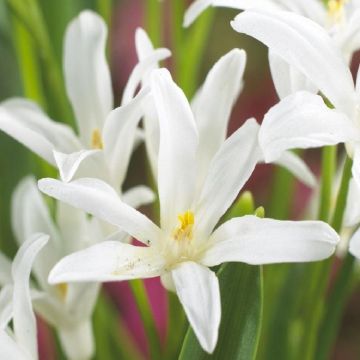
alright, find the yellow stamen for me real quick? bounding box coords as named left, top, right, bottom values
left=91, top=128, right=103, bottom=149
left=57, top=283, right=68, bottom=301
left=327, top=0, right=347, bottom=23
left=173, top=210, right=194, bottom=241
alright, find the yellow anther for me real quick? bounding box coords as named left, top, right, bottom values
left=91, top=128, right=103, bottom=149
left=57, top=283, right=68, bottom=301
left=327, top=0, right=347, bottom=23
left=173, top=210, right=194, bottom=241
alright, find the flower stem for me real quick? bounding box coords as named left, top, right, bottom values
left=96, top=0, right=112, bottom=27
left=130, top=279, right=162, bottom=360
left=145, top=0, right=163, bottom=47
left=300, top=155, right=352, bottom=360
left=177, top=7, right=214, bottom=98
left=6, top=0, right=73, bottom=123
left=318, top=146, right=337, bottom=221
left=315, top=157, right=354, bottom=360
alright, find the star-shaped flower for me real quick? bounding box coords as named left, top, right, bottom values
left=39, top=69, right=339, bottom=353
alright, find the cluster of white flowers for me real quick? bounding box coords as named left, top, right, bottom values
left=1, top=2, right=360, bottom=357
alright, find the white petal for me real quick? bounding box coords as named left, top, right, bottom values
left=135, top=28, right=162, bottom=178
left=172, top=262, right=220, bottom=353
left=0, top=331, right=29, bottom=360
left=194, top=49, right=246, bottom=184
left=48, top=241, right=165, bottom=283
left=344, top=178, right=360, bottom=227
left=12, top=233, right=49, bottom=359
left=268, top=51, right=317, bottom=99
left=151, top=69, right=198, bottom=231
left=11, top=176, right=61, bottom=290
left=38, top=178, right=161, bottom=245
left=135, top=28, right=155, bottom=62
left=274, top=151, right=317, bottom=188
left=231, top=9, right=356, bottom=116
left=121, top=49, right=171, bottom=105
left=64, top=10, right=113, bottom=145
left=58, top=320, right=94, bottom=360
left=259, top=91, right=359, bottom=162
left=0, top=99, right=80, bottom=165
left=202, top=215, right=339, bottom=266
left=349, top=227, right=360, bottom=259
left=65, top=283, right=100, bottom=323
left=103, top=88, right=150, bottom=188
left=279, top=0, right=326, bottom=23
left=336, top=9, right=360, bottom=60
left=53, top=149, right=101, bottom=183
left=195, top=118, right=261, bottom=237
left=122, top=185, right=155, bottom=209
left=0, top=253, right=12, bottom=287
left=184, top=0, right=282, bottom=27
left=56, top=201, right=97, bottom=254
left=352, top=146, right=360, bottom=190
left=183, top=0, right=212, bottom=27
left=160, top=272, right=176, bottom=292
left=0, top=285, right=13, bottom=329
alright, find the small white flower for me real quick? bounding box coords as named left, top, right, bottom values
left=230, top=8, right=360, bottom=258
left=39, top=69, right=339, bottom=354
left=185, top=0, right=360, bottom=100
left=0, top=10, right=170, bottom=191
left=230, top=9, right=360, bottom=195
left=0, top=233, right=48, bottom=360
left=137, top=38, right=316, bottom=187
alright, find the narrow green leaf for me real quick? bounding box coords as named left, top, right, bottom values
left=179, top=263, right=263, bottom=360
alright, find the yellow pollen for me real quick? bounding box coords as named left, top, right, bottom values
left=327, top=0, right=347, bottom=23
left=173, top=210, right=194, bottom=241
left=56, top=283, right=68, bottom=301
left=91, top=128, right=103, bottom=149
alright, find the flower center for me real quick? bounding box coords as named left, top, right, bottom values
left=172, top=210, right=194, bottom=242
left=327, top=0, right=347, bottom=24
left=91, top=128, right=103, bottom=149
left=56, top=282, right=68, bottom=301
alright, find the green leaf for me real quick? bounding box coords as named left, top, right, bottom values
left=179, top=263, right=263, bottom=360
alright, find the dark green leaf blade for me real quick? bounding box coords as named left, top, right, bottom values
left=179, top=262, right=263, bottom=360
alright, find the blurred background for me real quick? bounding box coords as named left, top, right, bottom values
left=0, top=0, right=360, bottom=359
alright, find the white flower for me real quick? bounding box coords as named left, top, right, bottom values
left=0, top=10, right=170, bottom=191
left=38, top=69, right=339, bottom=353
left=7, top=175, right=150, bottom=359
left=184, top=0, right=360, bottom=59
left=230, top=9, right=360, bottom=187
left=0, top=233, right=48, bottom=360
left=137, top=36, right=316, bottom=187
left=184, top=0, right=360, bottom=99
left=7, top=176, right=103, bottom=360
left=230, top=8, right=360, bottom=255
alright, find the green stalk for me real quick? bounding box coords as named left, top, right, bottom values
left=10, top=13, right=56, bottom=178
left=164, top=292, right=187, bottom=359
left=96, top=0, right=112, bottom=26
left=267, top=167, right=295, bottom=219
left=11, top=16, right=46, bottom=107
left=171, top=0, right=185, bottom=82
left=300, top=155, right=352, bottom=360
left=315, top=157, right=354, bottom=360
left=295, top=146, right=337, bottom=360
left=145, top=0, right=163, bottom=47
left=130, top=279, right=162, bottom=360
left=330, top=156, right=353, bottom=232
left=178, top=8, right=215, bottom=98
left=6, top=0, right=72, bottom=122
left=318, top=146, right=337, bottom=221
